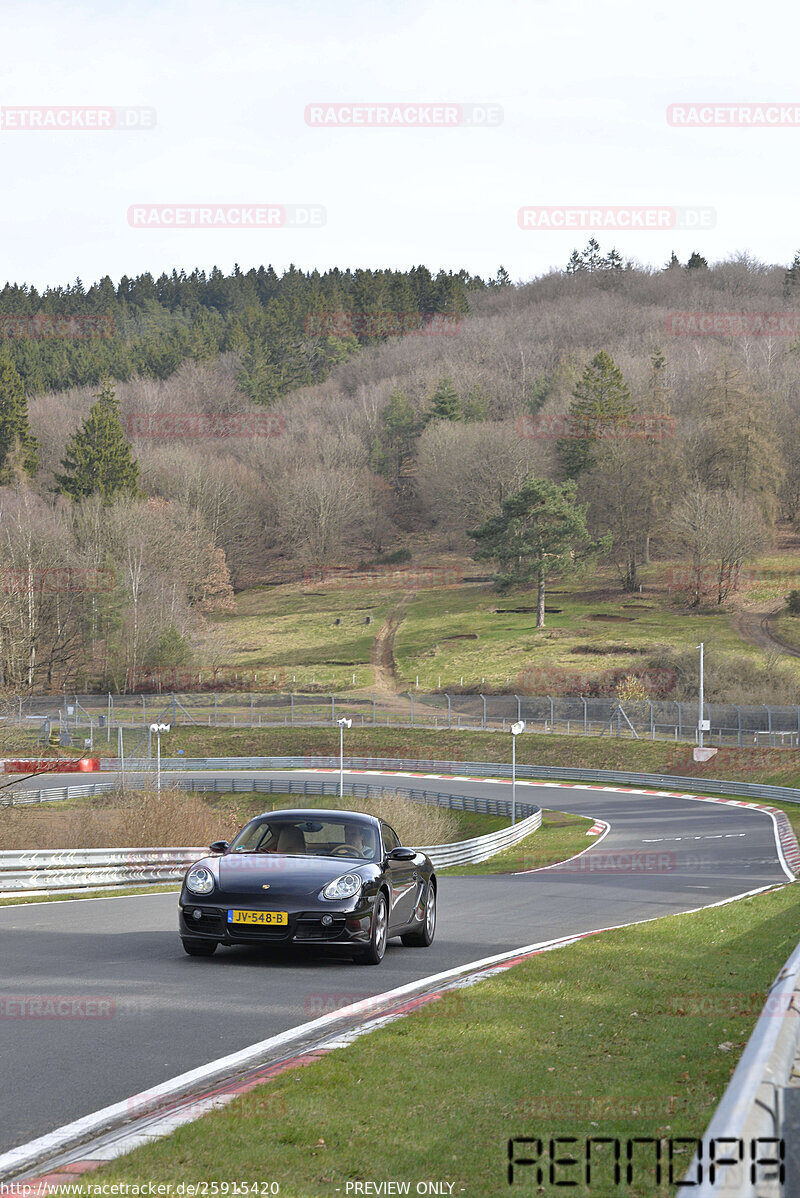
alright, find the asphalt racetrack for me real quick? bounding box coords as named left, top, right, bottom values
left=0, top=769, right=790, bottom=1152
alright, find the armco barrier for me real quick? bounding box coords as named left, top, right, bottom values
left=0, top=813, right=541, bottom=895
left=98, top=754, right=800, bottom=806
left=1, top=775, right=538, bottom=820
left=676, top=935, right=800, bottom=1197
left=0, top=777, right=540, bottom=893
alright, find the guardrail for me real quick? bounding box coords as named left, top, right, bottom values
left=1, top=774, right=537, bottom=820
left=0, top=817, right=541, bottom=896
left=676, top=936, right=800, bottom=1197
left=0, top=777, right=541, bottom=894
left=95, top=754, right=800, bottom=806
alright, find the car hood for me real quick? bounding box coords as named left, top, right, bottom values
left=195, top=853, right=375, bottom=898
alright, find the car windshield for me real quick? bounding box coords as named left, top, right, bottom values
left=229, top=817, right=379, bottom=860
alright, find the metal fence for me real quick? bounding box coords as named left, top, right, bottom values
left=8, top=690, right=800, bottom=748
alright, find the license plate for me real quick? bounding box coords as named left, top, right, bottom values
left=227, top=910, right=288, bottom=925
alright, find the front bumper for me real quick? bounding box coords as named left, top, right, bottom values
left=179, top=900, right=375, bottom=948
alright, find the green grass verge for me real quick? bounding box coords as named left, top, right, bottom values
left=442, top=808, right=595, bottom=876
left=65, top=882, right=800, bottom=1198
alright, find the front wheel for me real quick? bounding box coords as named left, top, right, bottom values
left=401, top=884, right=436, bottom=947
left=182, top=938, right=217, bottom=957
left=354, top=893, right=388, bottom=965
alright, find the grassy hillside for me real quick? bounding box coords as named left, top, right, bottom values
left=199, top=546, right=800, bottom=700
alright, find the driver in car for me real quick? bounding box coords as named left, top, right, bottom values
left=342, top=823, right=374, bottom=858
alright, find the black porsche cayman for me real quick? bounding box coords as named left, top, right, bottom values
left=178, top=808, right=437, bottom=965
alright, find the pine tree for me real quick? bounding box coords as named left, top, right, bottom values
left=428, top=377, right=461, bottom=422
left=785, top=251, right=800, bottom=294
left=379, top=391, right=418, bottom=490
left=462, top=386, right=490, bottom=422
left=557, top=351, right=635, bottom=478
left=565, top=249, right=584, bottom=275
left=468, top=477, right=609, bottom=627
left=0, top=349, right=39, bottom=483
left=55, top=380, right=140, bottom=502
left=686, top=251, right=709, bottom=270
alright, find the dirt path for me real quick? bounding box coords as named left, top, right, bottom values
left=735, top=603, right=800, bottom=658
left=370, top=592, right=414, bottom=695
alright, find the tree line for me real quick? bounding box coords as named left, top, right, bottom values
left=0, top=263, right=498, bottom=399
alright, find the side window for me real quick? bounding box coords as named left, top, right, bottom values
left=381, top=822, right=401, bottom=852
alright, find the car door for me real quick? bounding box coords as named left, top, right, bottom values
left=381, top=821, right=417, bottom=929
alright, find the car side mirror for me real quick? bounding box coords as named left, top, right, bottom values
left=388, top=846, right=416, bottom=862
left=209, top=840, right=229, bottom=854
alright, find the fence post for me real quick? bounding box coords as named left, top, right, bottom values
left=676, top=701, right=682, bottom=741
left=766, top=704, right=773, bottom=747
left=290, top=692, right=294, bottom=725
left=142, top=695, right=146, bottom=726
left=582, top=695, right=587, bottom=735
left=446, top=693, right=452, bottom=729
left=649, top=701, right=654, bottom=740
left=214, top=692, right=217, bottom=726
left=250, top=693, right=254, bottom=726
left=480, top=694, right=486, bottom=729
left=330, top=694, right=335, bottom=724
left=548, top=696, right=554, bottom=732
left=514, top=694, right=522, bottom=723
left=408, top=692, right=414, bottom=725
left=372, top=694, right=376, bottom=725
left=736, top=705, right=742, bottom=748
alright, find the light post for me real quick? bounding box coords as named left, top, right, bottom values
left=338, top=717, right=352, bottom=800
left=697, top=642, right=707, bottom=748
left=510, top=720, right=526, bottom=825
left=149, top=722, right=171, bottom=793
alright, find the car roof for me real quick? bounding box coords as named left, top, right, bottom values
left=248, top=808, right=381, bottom=827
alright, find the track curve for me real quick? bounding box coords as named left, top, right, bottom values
left=0, top=769, right=791, bottom=1153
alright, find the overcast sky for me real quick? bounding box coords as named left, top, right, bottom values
left=3, top=0, right=799, bottom=290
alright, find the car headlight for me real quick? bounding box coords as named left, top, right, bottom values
left=186, top=866, right=215, bottom=895
left=322, top=873, right=362, bottom=901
